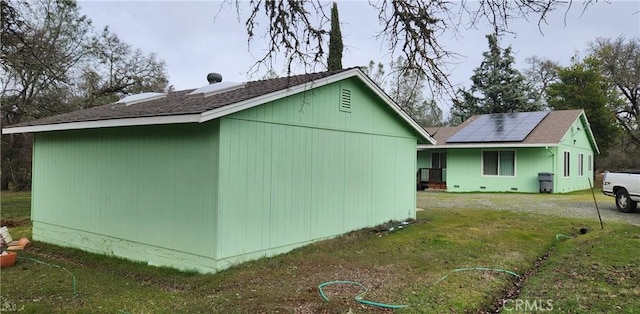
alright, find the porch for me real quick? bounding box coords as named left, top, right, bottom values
left=416, top=168, right=447, bottom=190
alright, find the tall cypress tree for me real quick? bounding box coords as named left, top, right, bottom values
left=327, top=2, right=343, bottom=71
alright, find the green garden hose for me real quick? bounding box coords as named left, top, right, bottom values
left=318, top=280, right=408, bottom=309
left=320, top=268, right=520, bottom=309
left=555, top=234, right=574, bottom=240
left=432, top=267, right=521, bottom=286
left=18, top=256, right=78, bottom=296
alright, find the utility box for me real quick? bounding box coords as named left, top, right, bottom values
left=538, top=172, right=554, bottom=193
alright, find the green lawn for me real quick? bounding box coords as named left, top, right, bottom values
left=1, top=190, right=639, bottom=313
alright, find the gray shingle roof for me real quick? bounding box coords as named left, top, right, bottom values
left=9, top=68, right=352, bottom=128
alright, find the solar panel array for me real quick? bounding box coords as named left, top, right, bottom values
left=447, top=111, right=550, bottom=143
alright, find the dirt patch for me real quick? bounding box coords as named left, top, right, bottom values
left=485, top=248, right=554, bottom=313
left=0, top=217, right=31, bottom=227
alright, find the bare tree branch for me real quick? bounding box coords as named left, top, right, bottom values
left=232, top=0, right=596, bottom=97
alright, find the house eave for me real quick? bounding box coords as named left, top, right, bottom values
left=1, top=114, right=202, bottom=134
left=2, top=68, right=435, bottom=143
left=417, top=143, right=560, bottom=150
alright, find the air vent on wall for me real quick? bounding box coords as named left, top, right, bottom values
left=116, top=92, right=166, bottom=106
left=339, top=87, right=351, bottom=112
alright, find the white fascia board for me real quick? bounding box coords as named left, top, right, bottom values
left=199, top=69, right=363, bottom=123
left=417, top=143, right=560, bottom=149
left=1, top=114, right=201, bottom=134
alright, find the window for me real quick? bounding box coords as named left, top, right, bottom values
left=431, top=152, right=447, bottom=169
left=578, top=153, right=584, bottom=176
left=482, top=150, right=515, bottom=176
left=588, top=155, right=593, bottom=172
left=563, top=151, right=570, bottom=177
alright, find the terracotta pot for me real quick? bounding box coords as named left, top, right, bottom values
left=17, top=238, right=31, bottom=248
left=0, top=251, right=17, bottom=268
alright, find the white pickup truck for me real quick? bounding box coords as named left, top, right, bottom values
left=602, top=171, right=640, bottom=213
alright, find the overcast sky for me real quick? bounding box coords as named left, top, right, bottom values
left=78, top=0, right=640, bottom=111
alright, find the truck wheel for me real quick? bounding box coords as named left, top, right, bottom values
left=615, top=189, right=638, bottom=213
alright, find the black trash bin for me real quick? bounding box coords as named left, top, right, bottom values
left=538, top=172, right=554, bottom=193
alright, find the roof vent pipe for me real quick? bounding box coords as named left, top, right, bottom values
left=207, top=73, right=223, bottom=84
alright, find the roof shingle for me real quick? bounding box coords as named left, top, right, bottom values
left=425, top=109, right=586, bottom=146
left=10, top=69, right=352, bottom=128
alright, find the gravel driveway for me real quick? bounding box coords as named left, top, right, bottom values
left=417, top=191, right=640, bottom=226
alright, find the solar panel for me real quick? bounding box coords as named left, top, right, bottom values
left=447, top=111, right=549, bottom=143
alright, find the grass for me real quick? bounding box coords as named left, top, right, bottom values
left=0, top=191, right=31, bottom=240
left=518, top=224, right=640, bottom=313
left=1, top=190, right=639, bottom=313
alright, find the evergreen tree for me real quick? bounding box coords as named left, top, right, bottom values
left=451, top=34, right=541, bottom=124
left=327, top=2, right=343, bottom=71
left=547, top=57, right=623, bottom=156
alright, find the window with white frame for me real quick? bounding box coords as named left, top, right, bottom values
left=578, top=153, right=584, bottom=176
left=588, top=155, right=592, bottom=172
left=482, top=150, right=515, bottom=176
left=563, top=151, right=570, bottom=177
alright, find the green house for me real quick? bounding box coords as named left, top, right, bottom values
left=417, top=110, right=599, bottom=193
left=2, top=68, right=434, bottom=273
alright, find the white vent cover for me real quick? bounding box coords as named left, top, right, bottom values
left=188, top=82, right=246, bottom=98
left=116, top=92, right=166, bottom=106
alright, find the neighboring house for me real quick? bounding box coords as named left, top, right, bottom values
left=2, top=68, right=434, bottom=273
left=417, top=110, right=599, bottom=193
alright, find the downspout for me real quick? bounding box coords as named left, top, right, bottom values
left=545, top=146, right=555, bottom=192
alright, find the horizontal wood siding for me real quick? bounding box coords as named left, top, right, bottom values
left=32, top=122, right=220, bottom=266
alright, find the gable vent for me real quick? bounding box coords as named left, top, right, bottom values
left=339, top=87, right=351, bottom=112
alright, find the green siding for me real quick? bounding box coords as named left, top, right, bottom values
left=215, top=79, right=417, bottom=261
left=29, top=77, right=421, bottom=273
left=216, top=119, right=416, bottom=260
left=32, top=122, right=220, bottom=271
left=417, top=150, right=430, bottom=169
left=440, top=116, right=596, bottom=193
left=230, top=77, right=417, bottom=139
left=446, top=147, right=556, bottom=193
left=555, top=118, right=596, bottom=192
